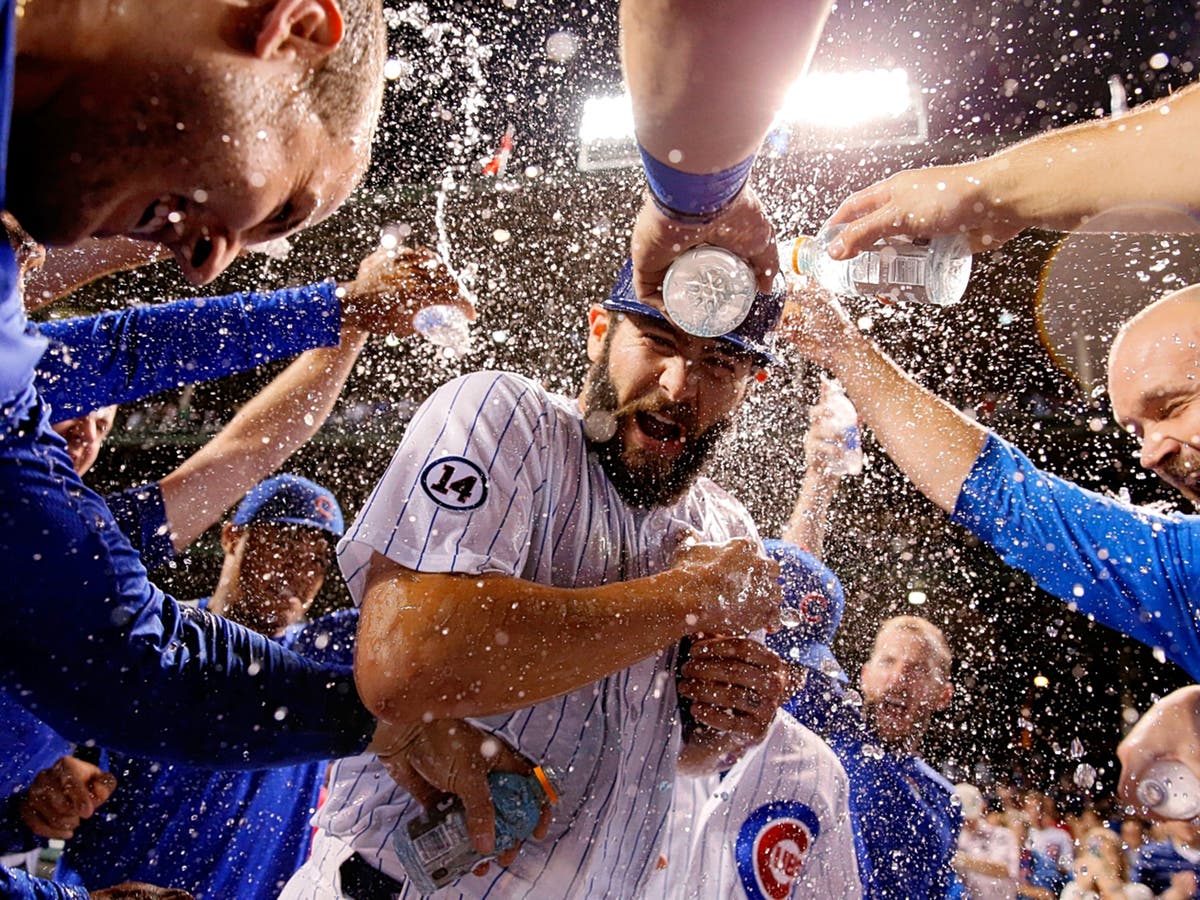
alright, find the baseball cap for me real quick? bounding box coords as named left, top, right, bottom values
left=762, top=539, right=847, bottom=682
left=602, top=259, right=784, bottom=366
left=232, top=474, right=344, bottom=538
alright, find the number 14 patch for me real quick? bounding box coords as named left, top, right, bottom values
left=420, top=456, right=489, bottom=511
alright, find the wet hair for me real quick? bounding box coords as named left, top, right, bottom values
left=308, top=0, right=387, bottom=160
left=875, top=615, right=953, bottom=678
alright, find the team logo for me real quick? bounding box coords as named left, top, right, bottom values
left=420, top=456, right=488, bottom=511
left=735, top=801, right=820, bottom=900
left=799, top=591, right=827, bottom=625
left=313, top=495, right=337, bottom=520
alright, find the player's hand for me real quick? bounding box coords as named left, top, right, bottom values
left=1117, top=685, right=1200, bottom=818
left=630, top=186, right=778, bottom=304
left=677, top=636, right=788, bottom=744
left=20, top=755, right=116, bottom=840
left=777, top=277, right=863, bottom=374
left=89, top=884, right=193, bottom=900
left=369, top=718, right=551, bottom=869
left=339, top=246, right=476, bottom=338
left=824, top=159, right=1025, bottom=260
left=674, top=535, right=782, bottom=635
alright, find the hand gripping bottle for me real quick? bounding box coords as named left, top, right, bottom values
left=815, top=375, right=864, bottom=476
left=781, top=224, right=972, bottom=307
left=394, top=766, right=559, bottom=896
left=1135, top=759, right=1200, bottom=820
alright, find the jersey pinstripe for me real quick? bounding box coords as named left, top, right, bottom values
left=645, top=711, right=862, bottom=900
left=283, top=370, right=759, bottom=899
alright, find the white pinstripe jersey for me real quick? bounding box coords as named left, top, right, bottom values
left=645, top=711, right=862, bottom=900
left=313, top=371, right=759, bottom=899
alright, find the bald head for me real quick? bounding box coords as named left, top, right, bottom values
left=1108, top=285, right=1200, bottom=503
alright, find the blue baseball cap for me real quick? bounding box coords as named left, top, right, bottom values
left=232, top=474, right=344, bottom=538
left=602, top=260, right=784, bottom=366
left=762, top=539, right=847, bottom=682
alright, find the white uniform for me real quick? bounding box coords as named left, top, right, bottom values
left=645, top=711, right=861, bottom=900
left=282, top=371, right=759, bottom=899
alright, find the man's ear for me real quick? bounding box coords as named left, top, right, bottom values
left=586, top=306, right=610, bottom=363
left=255, top=0, right=344, bottom=62
left=220, top=522, right=242, bottom=555
left=934, top=680, right=954, bottom=713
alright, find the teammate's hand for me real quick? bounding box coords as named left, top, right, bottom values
left=630, top=186, right=778, bottom=305
left=89, top=884, right=193, bottom=900
left=339, top=246, right=476, bottom=338
left=20, top=755, right=116, bottom=840
left=824, top=159, right=1025, bottom=260
left=674, top=536, right=781, bottom=635
left=370, top=718, right=551, bottom=869
left=677, top=636, right=788, bottom=744
left=777, top=277, right=863, bottom=374
left=1117, top=684, right=1200, bottom=818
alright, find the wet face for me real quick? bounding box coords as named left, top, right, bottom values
left=9, top=58, right=364, bottom=285
left=224, top=524, right=333, bottom=636
left=1110, top=306, right=1200, bottom=505
left=51, top=406, right=117, bottom=476
left=582, top=309, right=756, bottom=507
left=860, top=625, right=952, bottom=750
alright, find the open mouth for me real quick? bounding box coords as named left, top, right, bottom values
left=131, top=195, right=185, bottom=237
left=635, top=410, right=684, bottom=444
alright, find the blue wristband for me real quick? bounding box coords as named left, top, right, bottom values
left=639, top=146, right=755, bottom=223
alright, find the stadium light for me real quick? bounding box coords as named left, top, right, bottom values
left=577, top=68, right=925, bottom=171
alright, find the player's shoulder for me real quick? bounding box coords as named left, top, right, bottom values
left=432, top=370, right=568, bottom=421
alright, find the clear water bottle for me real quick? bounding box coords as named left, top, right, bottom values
left=394, top=766, right=558, bottom=895
left=661, top=245, right=757, bottom=337
left=412, top=304, right=473, bottom=355
left=781, top=224, right=972, bottom=307
left=1135, top=759, right=1200, bottom=820
left=815, top=375, right=864, bottom=476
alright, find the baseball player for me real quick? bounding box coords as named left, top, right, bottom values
left=646, top=550, right=862, bottom=900
left=282, top=260, right=785, bottom=898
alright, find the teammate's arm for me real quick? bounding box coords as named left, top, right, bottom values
left=780, top=282, right=986, bottom=513
left=355, top=545, right=781, bottom=723
left=620, top=0, right=831, bottom=299
left=827, top=79, right=1200, bottom=259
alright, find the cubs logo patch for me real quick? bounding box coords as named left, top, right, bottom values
left=799, top=591, right=827, bottom=625
left=313, top=495, right=337, bottom=520
left=420, top=456, right=488, bottom=511
left=735, top=801, right=820, bottom=900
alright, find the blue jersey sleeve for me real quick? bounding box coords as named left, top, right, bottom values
left=103, top=481, right=174, bottom=571
left=35, top=280, right=341, bottom=423
left=952, top=433, right=1200, bottom=681
left=0, top=865, right=88, bottom=900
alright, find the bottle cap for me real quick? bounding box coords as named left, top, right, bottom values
left=661, top=245, right=757, bottom=338
left=533, top=765, right=560, bottom=805
left=791, top=236, right=814, bottom=276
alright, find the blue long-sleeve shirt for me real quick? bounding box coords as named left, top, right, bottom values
left=952, top=433, right=1200, bottom=680
left=36, top=279, right=341, bottom=423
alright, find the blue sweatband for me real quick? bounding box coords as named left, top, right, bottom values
left=638, top=146, right=755, bottom=223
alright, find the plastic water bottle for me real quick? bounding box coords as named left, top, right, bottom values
left=661, top=245, right=758, bottom=337
left=816, top=375, right=864, bottom=476
left=781, top=224, right=972, bottom=307
left=1135, top=759, right=1200, bottom=820
left=412, top=304, right=473, bottom=355
left=394, top=767, right=558, bottom=895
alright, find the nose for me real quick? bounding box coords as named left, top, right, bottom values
left=658, top=355, right=698, bottom=403
left=1139, top=429, right=1180, bottom=473
left=171, top=228, right=242, bottom=285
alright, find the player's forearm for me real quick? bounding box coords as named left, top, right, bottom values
left=160, top=328, right=368, bottom=550
left=620, top=0, right=829, bottom=172
left=981, top=80, right=1200, bottom=234
left=24, top=237, right=168, bottom=311
left=357, top=565, right=702, bottom=723
left=779, top=466, right=840, bottom=557
left=826, top=334, right=986, bottom=514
